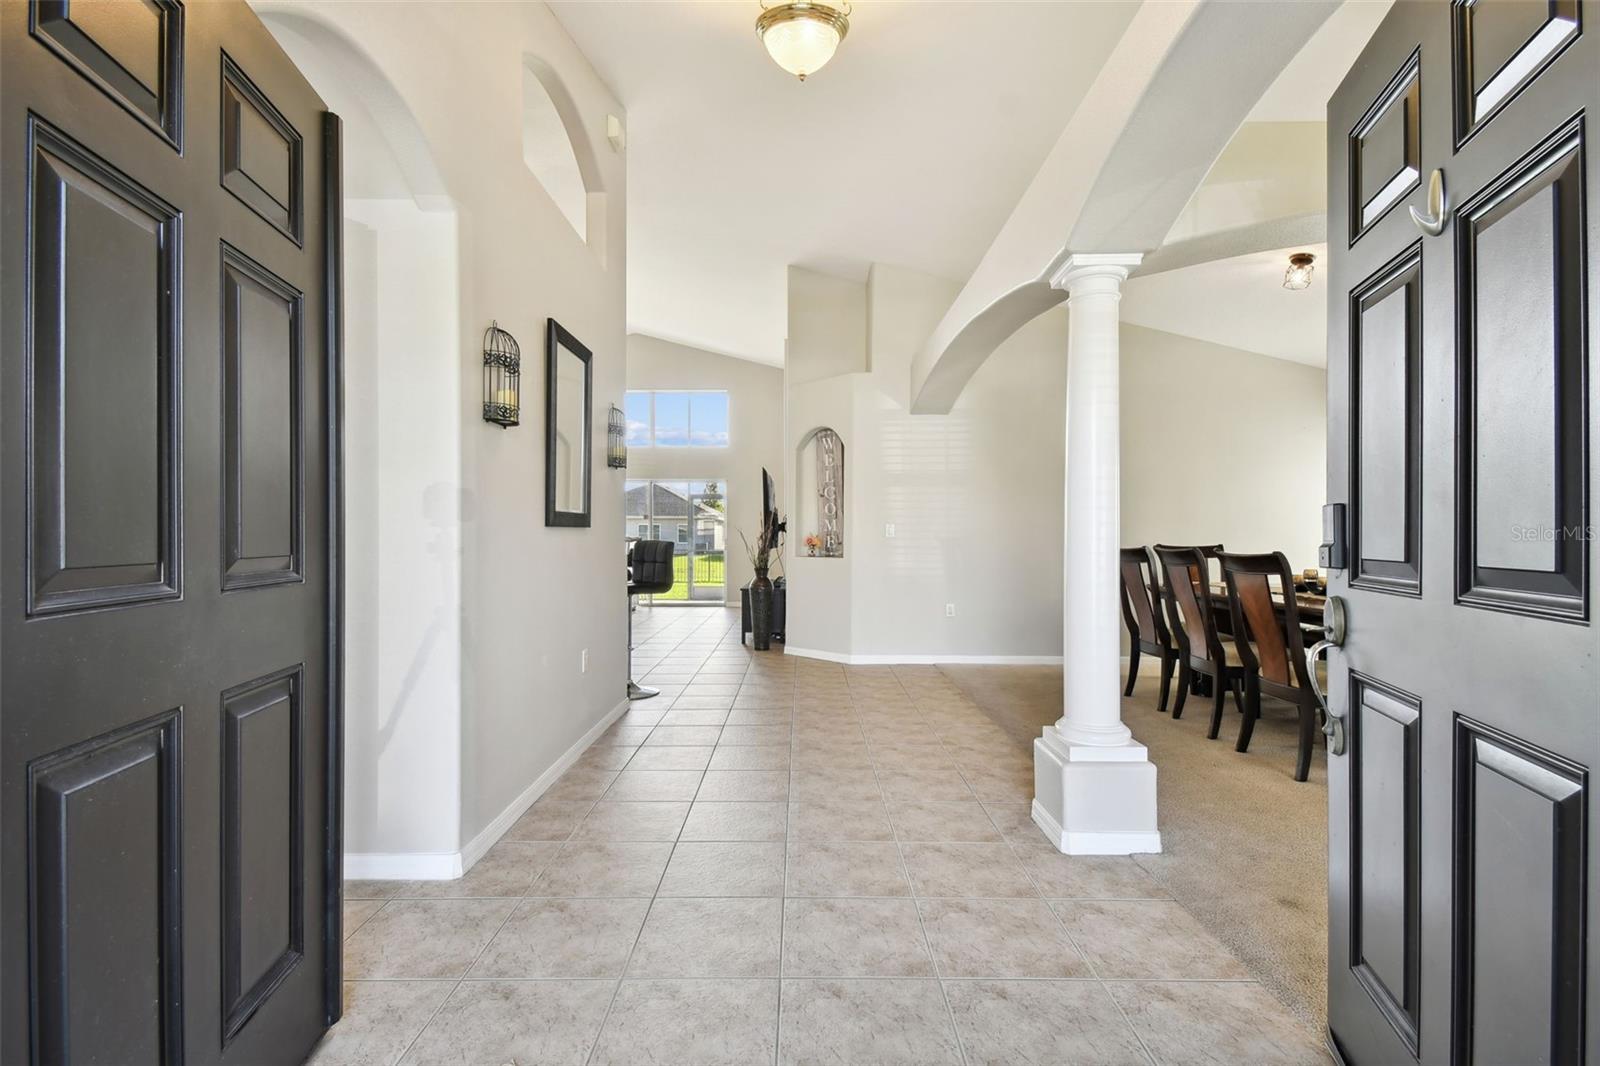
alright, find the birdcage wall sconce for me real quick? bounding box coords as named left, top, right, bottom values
left=481, top=321, right=521, bottom=428
left=607, top=404, right=628, bottom=468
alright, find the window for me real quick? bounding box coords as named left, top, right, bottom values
left=623, top=390, right=729, bottom=447
left=624, top=393, right=651, bottom=448
left=622, top=479, right=728, bottom=603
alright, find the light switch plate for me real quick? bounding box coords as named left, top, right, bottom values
left=884, top=524, right=896, bottom=538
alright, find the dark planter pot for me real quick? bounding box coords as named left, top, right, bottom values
left=750, top=567, right=774, bottom=651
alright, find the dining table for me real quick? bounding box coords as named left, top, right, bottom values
left=1205, top=581, right=1328, bottom=637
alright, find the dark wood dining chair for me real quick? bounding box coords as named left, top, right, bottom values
left=1120, top=547, right=1179, bottom=711
left=1154, top=544, right=1248, bottom=740
left=1218, top=550, right=1323, bottom=782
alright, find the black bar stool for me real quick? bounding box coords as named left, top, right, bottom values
left=627, top=540, right=676, bottom=700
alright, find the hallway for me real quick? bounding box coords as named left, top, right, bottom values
left=315, top=607, right=1325, bottom=1065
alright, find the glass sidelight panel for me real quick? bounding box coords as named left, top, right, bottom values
left=687, top=480, right=726, bottom=602
left=623, top=478, right=726, bottom=604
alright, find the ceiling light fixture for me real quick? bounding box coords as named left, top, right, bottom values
left=757, top=1, right=850, bottom=81
left=1283, top=252, right=1316, bottom=290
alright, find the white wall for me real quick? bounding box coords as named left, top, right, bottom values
left=788, top=266, right=867, bottom=385
left=625, top=334, right=784, bottom=602
left=784, top=264, right=1069, bottom=662
left=1163, top=121, right=1327, bottom=242
left=851, top=282, right=1069, bottom=659
left=259, top=0, right=628, bottom=874
left=342, top=203, right=463, bottom=858
left=1121, top=324, right=1326, bottom=568
left=783, top=268, right=1327, bottom=663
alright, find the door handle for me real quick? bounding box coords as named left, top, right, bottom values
left=1307, top=596, right=1348, bottom=756
left=1409, top=168, right=1450, bottom=236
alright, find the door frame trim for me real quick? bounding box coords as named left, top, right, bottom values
left=320, top=110, right=345, bottom=1028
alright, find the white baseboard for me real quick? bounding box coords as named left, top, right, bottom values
left=1030, top=798, right=1066, bottom=848
left=345, top=695, right=631, bottom=882
left=784, top=646, right=1062, bottom=666
left=1030, top=798, right=1162, bottom=856
left=1059, top=828, right=1164, bottom=854
left=345, top=850, right=463, bottom=881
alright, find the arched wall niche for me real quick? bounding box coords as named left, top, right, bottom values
left=522, top=55, right=607, bottom=261
left=795, top=426, right=846, bottom=558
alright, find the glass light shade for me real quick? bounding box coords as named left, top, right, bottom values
left=1283, top=253, right=1316, bottom=291
left=758, top=3, right=848, bottom=81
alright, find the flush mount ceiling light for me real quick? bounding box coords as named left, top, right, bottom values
left=757, top=0, right=850, bottom=81
left=1283, top=252, right=1316, bottom=291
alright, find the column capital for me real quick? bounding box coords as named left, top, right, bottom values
left=1048, top=252, right=1144, bottom=295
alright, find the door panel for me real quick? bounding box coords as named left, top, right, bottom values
left=2, top=2, right=340, bottom=1063
left=1456, top=118, right=1587, bottom=619
left=1453, top=719, right=1586, bottom=1066
left=28, top=0, right=184, bottom=148
left=1350, top=50, right=1421, bottom=242
left=29, top=710, right=182, bottom=1065
left=221, top=666, right=305, bottom=1045
left=1350, top=677, right=1421, bottom=1056
left=1350, top=245, right=1423, bottom=594
left=220, top=52, right=303, bottom=244
left=221, top=242, right=304, bottom=590
left=1452, top=0, right=1581, bottom=143
left=28, top=116, right=182, bottom=616
left=1328, top=2, right=1598, bottom=1064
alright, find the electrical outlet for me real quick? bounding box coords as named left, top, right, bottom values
left=581, top=649, right=589, bottom=673
left=945, top=604, right=956, bottom=617
left=884, top=523, right=896, bottom=538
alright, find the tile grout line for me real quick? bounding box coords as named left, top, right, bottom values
left=389, top=876, right=530, bottom=1066
left=774, top=663, right=793, bottom=1066
left=876, top=668, right=970, bottom=1066
left=581, top=761, right=683, bottom=1066
left=901, top=664, right=1156, bottom=1065
left=342, top=618, right=1299, bottom=1064
left=923, top=664, right=1162, bottom=1066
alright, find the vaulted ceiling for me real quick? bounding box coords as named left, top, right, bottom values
left=550, top=0, right=1138, bottom=366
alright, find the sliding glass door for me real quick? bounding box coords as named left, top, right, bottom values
left=624, top=479, right=726, bottom=603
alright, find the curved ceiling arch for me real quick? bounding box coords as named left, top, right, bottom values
left=909, top=0, right=1340, bottom=414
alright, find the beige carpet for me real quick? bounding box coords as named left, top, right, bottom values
left=938, top=659, right=1329, bottom=1028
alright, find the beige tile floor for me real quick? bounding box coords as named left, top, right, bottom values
left=310, top=606, right=1329, bottom=1066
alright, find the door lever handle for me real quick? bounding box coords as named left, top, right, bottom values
left=1308, top=596, right=1348, bottom=756
left=1409, top=168, right=1449, bottom=236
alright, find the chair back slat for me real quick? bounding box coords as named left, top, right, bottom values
left=1119, top=548, right=1164, bottom=646
left=1235, top=572, right=1290, bottom=683
left=1154, top=545, right=1223, bottom=660
left=1218, top=550, right=1311, bottom=689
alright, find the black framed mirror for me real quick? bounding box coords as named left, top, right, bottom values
left=545, top=319, right=593, bottom=527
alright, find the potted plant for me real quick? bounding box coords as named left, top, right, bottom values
left=740, top=508, right=785, bottom=650
left=803, top=534, right=821, bottom=557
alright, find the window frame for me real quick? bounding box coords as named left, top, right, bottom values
left=623, top=389, right=730, bottom=449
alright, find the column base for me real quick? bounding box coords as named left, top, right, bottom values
left=1032, top=728, right=1161, bottom=855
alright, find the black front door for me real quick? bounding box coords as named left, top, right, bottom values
left=1, top=1, right=341, bottom=1062
left=1326, top=1, right=1597, bottom=1062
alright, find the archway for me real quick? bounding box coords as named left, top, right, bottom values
left=258, top=7, right=466, bottom=872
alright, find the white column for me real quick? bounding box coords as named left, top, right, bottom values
left=1033, top=252, right=1161, bottom=855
